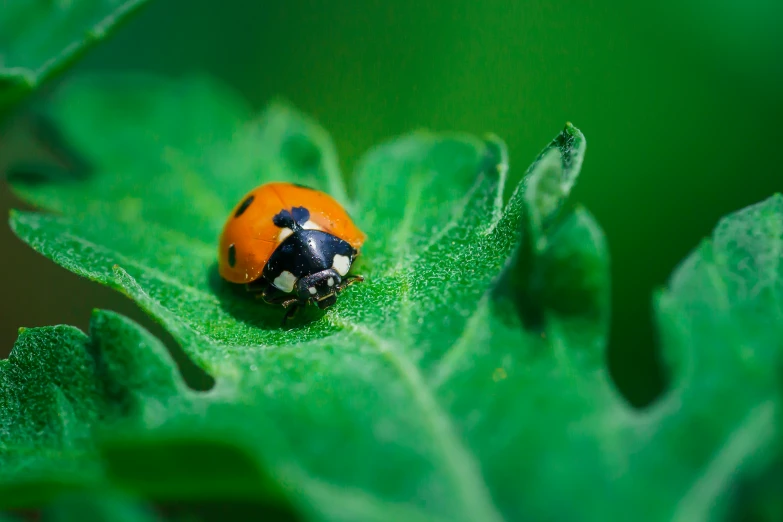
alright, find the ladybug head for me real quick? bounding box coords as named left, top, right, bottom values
left=296, top=269, right=342, bottom=309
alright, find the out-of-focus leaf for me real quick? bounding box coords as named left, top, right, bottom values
left=0, top=0, right=149, bottom=115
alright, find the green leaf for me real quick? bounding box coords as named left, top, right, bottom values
left=0, top=309, right=289, bottom=509
left=5, top=73, right=783, bottom=521
left=0, top=0, right=149, bottom=115
left=42, top=492, right=161, bottom=522
left=8, top=73, right=520, bottom=520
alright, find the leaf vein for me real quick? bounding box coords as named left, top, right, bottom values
left=328, top=317, right=504, bottom=522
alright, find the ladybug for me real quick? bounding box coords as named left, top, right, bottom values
left=218, top=182, right=366, bottom=321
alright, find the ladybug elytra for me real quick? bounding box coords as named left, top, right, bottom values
left=218, top=182, right=366, bottom=322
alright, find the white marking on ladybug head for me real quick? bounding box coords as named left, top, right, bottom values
left=273, top=270, right=297, bottom=293
left=308, top=286, right=317, bottom=295
left=332, top=254, right=350, bottom=276
left=303, top=220, right=322, bottom=231
left=327, top=277, right=335, bottom=287
left=277, top=227, right=294, bottom=242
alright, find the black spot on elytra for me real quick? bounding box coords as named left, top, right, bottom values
left=273, top=207, right=310, bottom=230
left=228, top=244, right=237, bottom=267
left=273, top=210, right=295, bottom=229
left=234, top=195, right=255, bottom=218
left=291, top=206, right=310, bottom=223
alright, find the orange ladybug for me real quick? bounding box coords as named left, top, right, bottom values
left=218, top=182, right=366, bottom=320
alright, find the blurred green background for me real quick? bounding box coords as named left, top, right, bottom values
left=1, top=0, right=781, bottom=406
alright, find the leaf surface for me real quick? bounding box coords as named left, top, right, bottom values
left=5, top=74, right=783, bottom=521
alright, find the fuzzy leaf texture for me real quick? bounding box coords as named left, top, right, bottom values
left=4, top=74, right=783, bottom=521
left=0, top=0, right=149, bottom=115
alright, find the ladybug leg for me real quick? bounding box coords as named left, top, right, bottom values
left=337, top=274, right=365, bottom=292
left=257, top=284, right=293, bottom=304
left=245, top=278, right=269, bottom=298
left=244, top=279, right=301, bottom=325
left=282, top=303, right=300, bottom=326
left=276, top=297, right=301, bottom=308
left=266, top=295, right=301, bottom=311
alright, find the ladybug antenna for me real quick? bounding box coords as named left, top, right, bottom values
left=273, top=206, right=311, bottom=231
